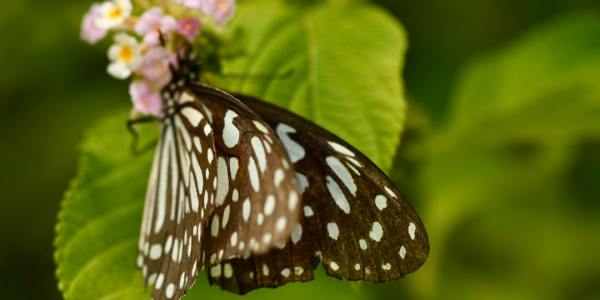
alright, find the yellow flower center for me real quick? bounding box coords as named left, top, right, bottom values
left=108, top=5, right=123, bottom=20
left=119, top=45, right=133, bottom=62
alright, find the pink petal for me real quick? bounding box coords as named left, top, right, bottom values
left=177, top=18, right=201, bottom=41
left=212, top=0, right=236, bottom=24
left=80, top=4, right=107, bottom=44
left=174, top=0, right=203, bottom=10
left=137, top=47, right=172, bottom=87
left=143, top=31, right=161, bottom=46
left=135, top=7, right=162, bottom=35
left=129, top=80, right=163, bottom=116
left=160, top=16, right=178, bottom=33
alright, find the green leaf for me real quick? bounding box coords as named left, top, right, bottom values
left=55, top=1, right=408, bottom=299
left=54, top=110, right=152, bottom=300
left=410, top=13, right=600, bottom=300
left=218, top=0, right=407, bottom=171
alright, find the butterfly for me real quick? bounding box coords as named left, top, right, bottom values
left=135, top=48, right=429, bottom=300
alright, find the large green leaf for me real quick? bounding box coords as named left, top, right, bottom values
left=55, top=1, right=408, bottom=299
left=219, top=0, right=407, bottom=171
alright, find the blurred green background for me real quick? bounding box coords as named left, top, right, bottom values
left=1, top=0, right=599, bottom=299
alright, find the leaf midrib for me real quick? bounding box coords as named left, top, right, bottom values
left=302, top=13, right=321, bottom=123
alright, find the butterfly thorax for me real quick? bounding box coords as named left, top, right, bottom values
left=161, top=49, right=202, bottom=115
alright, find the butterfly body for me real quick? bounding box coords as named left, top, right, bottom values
left=136, top=51, right=429, bottom=299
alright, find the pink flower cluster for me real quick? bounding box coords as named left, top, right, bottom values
left=80, top=0, right=236, bottom=116
left=174, top=0, right=236, bottom=24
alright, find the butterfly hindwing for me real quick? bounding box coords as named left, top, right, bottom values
left=138, top=90, right=219, bottom=300
left=207, top=93, right=429, bottom=293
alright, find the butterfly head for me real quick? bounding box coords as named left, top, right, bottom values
left=160, top=43, right=202, bottom=110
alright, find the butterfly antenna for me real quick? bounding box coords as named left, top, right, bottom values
left=222, top=68, right=294, bottom=81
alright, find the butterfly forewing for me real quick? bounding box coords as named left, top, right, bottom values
left=137, top=90, right=219, bottom=300
left=207, top=94, right=429, bottom=293
left=182, top=85, right=302, bottom=272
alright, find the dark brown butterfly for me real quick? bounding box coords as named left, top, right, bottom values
left=135, top=49, right=429, bottom=300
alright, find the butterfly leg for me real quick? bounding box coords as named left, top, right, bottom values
left=126, top=116, right=159, bottom=155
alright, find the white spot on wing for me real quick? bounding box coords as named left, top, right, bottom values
left=369, top=222, right=383, bottom=242
left=222, top=205, right=230, bottom=228
left=384, top=186, right=397, bottom=198
left=179, top=92, right=194, bottom=104
left=242, top=198, right=251, bottom=221
left=276, top=123, right=305, bottom=163
left=326, top=156, right=357, bottom=195
left=203, top=123, right=212, bottom=136
left=165, top=283, right=175, bottom=298
left=328, top=141, right=355, bottom=157
left=408, top=222, right=416, bottom=240
left=359, top=239, right=367, bottom=250
left=276, top=217, right=287, bottom=232
left=291, top=224, right=302, bottom=244
left=253, top=121, right=269, bottom=133
left=262, top=233, right=272, bottom=244
left=211, top=216, right=220, bottom=237
left=248, top=158, right=259, bottom=192
left=295, top=172, right=309, bottom=193
left=274, top=169, right=285, bottom=186
left=210, top=265, right=221, bottom=277
left=215, top=157, right=229, bottom=206
left=224, top=263, right=233, bottom=278
left=251, top=136, right=267, bottom=172
left=222, top=110, right=239, bottom=148
left=229, top=157, right=238, bottom=180
left=327, top=222, right=339, bottom=240
left=156, top=273, right=165, bottom=289
left=326, top=176, right=350, bottom=214
left=375, top=195, right=387, bottom=211
left=230, top=232, right=238, bottom=246
left=288, top=191, right=298, bottom=211
left=149, top=244, right=162, bottom=260
left=304, top=206, right=314, bottom=217
left=264, top=195, right=276, bottom=216
left=181, top=107, right=202, bottom=127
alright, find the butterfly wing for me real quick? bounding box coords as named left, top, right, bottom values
left=138, top=84, right=303, bottom=299
left=183, top=85, right=302, bottom=270
left=137, top=90, right=220, bottom=300
left=208, top=94, right=429, bottom=294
